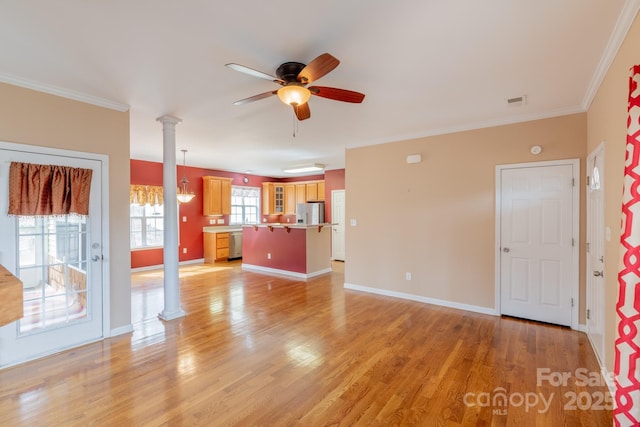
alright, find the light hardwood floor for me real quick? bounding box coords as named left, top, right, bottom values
left=0, top=261, right=612, bottom=426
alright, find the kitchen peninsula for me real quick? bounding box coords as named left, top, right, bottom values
left=241, top=223, right=331, bottom=279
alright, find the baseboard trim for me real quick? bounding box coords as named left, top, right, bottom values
left=131, top=258, right=205, bottom=273
left=602, top=366, right=616, bottom=398
left=242, top=264, right=331, bottom=280
left=110, top=324, right=134, bottom=337
left=343, top=283, right=498, bottom=316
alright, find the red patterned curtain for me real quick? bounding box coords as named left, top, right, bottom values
left=616, top=64, right=640, bottom=426
left=8, top=162, right=93, bottom=216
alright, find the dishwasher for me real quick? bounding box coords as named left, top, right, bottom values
left=229, top=230, right=243, bottom=260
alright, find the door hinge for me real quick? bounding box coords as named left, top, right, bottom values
left=586, top=308, right=591, bottom=320
left=572, top=178, right=575, bottom=187
left=586, top=242, right=590, bottom=253
left=571, top=298, right=574, bottom=308
left=572, top=238, right=575, bottom=247
left=586, top=176, right=590, bottom=186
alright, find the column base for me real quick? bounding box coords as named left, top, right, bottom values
left=158, top=308, right=186, bottom=321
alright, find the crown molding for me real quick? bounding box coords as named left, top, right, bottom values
left=0, top=73, right=130, bottom=112
left=360, top=105, right=586, bottom=148
left=582, top=0, right=640, bottom=110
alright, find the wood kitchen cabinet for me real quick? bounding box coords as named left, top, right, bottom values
left=306, top=182, right=318, bottom=201
left=284, top=184, right=296, bottom=215
left=295, top=184, right=306, bottom=204
left=203, top=176, right=232, bottom=216
left=317, top=181, right=325, bottom=201
left=263, top=180, right=325, bottom=213
left=204, top=231, right=229, bottom=263
left=262, top=183, right=284, bottom=215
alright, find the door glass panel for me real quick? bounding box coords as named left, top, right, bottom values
left=591, top=165, right=601, bottom=190
left=17, top=216, right=89, bottom=334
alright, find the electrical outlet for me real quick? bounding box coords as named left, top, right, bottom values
left=183, top=248, right=187, bottom=254
left=350, top=219, right=357, bottom=226
left=267, top=253, right=271, bottom=259
left=209, top=219, right=215, bottom=225
left=405, top=272, right=412, bottom=280
left=217, top=219, right=224, bottom=224
left=182, top=216, right=187, bottom=222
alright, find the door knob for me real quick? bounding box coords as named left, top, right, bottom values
left=593, top=271, right=603, bottom=277
left=502, top=247, right=510, bottom=253
left=92, top=255, right=102, bottom=262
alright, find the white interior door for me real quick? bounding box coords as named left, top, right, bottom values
left=331, top=190, right=346, bottom=261
left=498, top=162, right=576, bottom=327
left=0, top=146, right=104, bottom=367
left=586, top=145, right=605, bottom=364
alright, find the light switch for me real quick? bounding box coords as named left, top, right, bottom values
left=182, top=216, right=187, bottom=222
left=350, top=219, right=357, bottom=226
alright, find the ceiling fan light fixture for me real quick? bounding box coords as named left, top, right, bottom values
left=277, top=85, right=311, bottom=106
left=283, top=163, right=325, bottom=174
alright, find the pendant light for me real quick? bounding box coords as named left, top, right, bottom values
left=177, top=149, right=195, bottom=203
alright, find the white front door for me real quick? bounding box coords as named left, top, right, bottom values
left=0, top=146, right=104, bottom=367
left=586, top=145, right=605, bottom=364
left=498, top=161, right=577, bottom=327
left=331, top=190, right=346, bottom=261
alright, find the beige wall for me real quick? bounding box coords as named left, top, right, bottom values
left=587, top=13, right=640, bottom=372
left=345, top=113, right=586, bottom=313
left=0, top=83, right=131, bottom=331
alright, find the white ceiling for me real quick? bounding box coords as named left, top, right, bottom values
left=0, top=1, right=636, bottom=177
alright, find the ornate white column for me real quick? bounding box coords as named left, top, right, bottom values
left=156, top=114, right=186, bottom=321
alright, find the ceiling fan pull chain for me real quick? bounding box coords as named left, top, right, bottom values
left=292, top=107, right=298, bottom=138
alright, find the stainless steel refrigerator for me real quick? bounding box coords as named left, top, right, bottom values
left=296, top=202, right=325, bottom=225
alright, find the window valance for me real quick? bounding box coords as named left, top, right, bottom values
left=130, top=185, right=164, bottom=206
left=8, top=162, right=93, bottom=216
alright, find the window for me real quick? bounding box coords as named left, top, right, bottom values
left=130, top=203, right=164, bottom=248
left=230, top=186, right=260, bottom=225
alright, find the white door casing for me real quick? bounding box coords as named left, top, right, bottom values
left=586, top=144, right=606, bottom=365
left=331, top=190, right=346, bottom=261
left=496, top=160, right=579, bottom=328
left=0, top=142, right=109, bottom=368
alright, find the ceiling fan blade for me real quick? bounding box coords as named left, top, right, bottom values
left=225, top=63, right=284, bottom=84
left=309, top=86, right=365, bottom=103
left=232, top=90, right=277, bottom=105
left=297, top=53, right=340, bottom=84
left=294, top=103, right=311, bottom=121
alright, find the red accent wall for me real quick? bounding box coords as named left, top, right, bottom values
left=130, top=159, right=345, bottom=269
left=242, top=227, right=307, bottom=273
left=131, top=159, right=279, bottom=269
left=279, top=174, right=325, bottom=182
left=324, top=169, right=345, bottom=224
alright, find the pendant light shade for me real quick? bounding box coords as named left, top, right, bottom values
left=177, top=149, right=195, bottom=203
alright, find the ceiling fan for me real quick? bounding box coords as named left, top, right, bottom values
left=225, top=53, right=365, bottom=121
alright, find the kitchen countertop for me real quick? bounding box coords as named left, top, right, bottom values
left=202, top=226, right=243, bottom=233
left=242, top=223, right=330, bottom=229
left=204, top=224, right=331, bottom=233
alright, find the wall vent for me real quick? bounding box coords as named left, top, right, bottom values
left=507, top=95, right=527, bottom=106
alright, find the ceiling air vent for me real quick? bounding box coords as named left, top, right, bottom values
left=507, top=95, right=527, bottom=106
